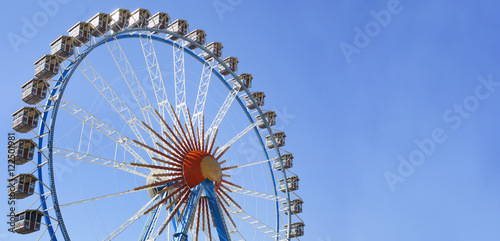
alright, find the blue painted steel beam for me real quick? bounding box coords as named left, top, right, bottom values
left=173, top=183, right=204, bottom=241
left=203, top=180, right=230, bottom=241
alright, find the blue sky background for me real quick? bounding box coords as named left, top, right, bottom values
left=1, top=0, right=500, bottom=240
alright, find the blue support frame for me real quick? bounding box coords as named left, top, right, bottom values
left=172, top=179, right=230, bottom=241
left=203, top=181, right=231, bottom=241
left=173, top=183, right=204, bottom=241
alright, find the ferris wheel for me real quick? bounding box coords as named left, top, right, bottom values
left=8, top=8, right=304, bottom=240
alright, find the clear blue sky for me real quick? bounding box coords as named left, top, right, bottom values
left=2, top=0, right=500, bottom=240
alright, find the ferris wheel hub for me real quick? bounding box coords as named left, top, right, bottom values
left=182, top=150, right=221, bottom=188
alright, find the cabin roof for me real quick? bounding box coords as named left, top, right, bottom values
left=12, top=107, right=41, bottom=116
left=50, top=35, right=71, bottom=46
left=15, top=209, right=45, bottom=217
left=20, top=78, right=46, bottom=89
left=34, top=54, right=55, bottom=65
left=8, top=173, right=38, bottom=182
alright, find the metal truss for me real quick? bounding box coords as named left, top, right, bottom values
left=173, top=40, right=189, bottom=124
left=59, top=97, right=148, bottom=165
left=105, top=37, right=161, bottom=131
left=205, top=87, right=239, bottom=139
left=139, top=32, right=176, bottom=127
left=49, top=147, right=148, bottom=179
left=216, top=122, right=260, bottom=156
left=104, top=193, right=161, bottom=240
left=192, top=59, right=215, bottom=130
left=78, top=58, right=158, bottom=162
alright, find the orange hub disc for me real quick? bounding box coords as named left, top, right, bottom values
left=182, top=150, right=222, bottom=188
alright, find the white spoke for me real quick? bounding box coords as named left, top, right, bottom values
left=143, top=202, right=164, bottom=240
left=229, top=187, right=286, bottom=202
left=192, top=60, right=215, bottom=129
left=173, top=40, right=188, bottom=123
left=227, top=205, right=284, bottom=240
left=103, top=193, right=160, bottom=240
left=205, top=87, right=239, bottom=139
left=77, top=57, right=158, bottom=163
left=232, top=159, right=274, bottom=170
left=216, top=121, right=260, bottom=156
left=105, top=37, right=161, bottom=132
left=48, top=189, right=142, bottom=210
left=48, top=147, right=148, bottom=178
left=139, top=32, right=176, bottom=126
left=59, top=97, right=148, bottom=165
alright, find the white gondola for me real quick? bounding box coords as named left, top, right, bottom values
left=186, top=29, right=207, bottom=50
left=245, top=91, right=265, bottom=110
left=167, top=19, right=189, bottom=40
left=87, top=13, right=110, bottom=37
left=273, top=153, right=293, bottom=171
left=12, top=107, right=41, bottom=133
left=202, top=41, right=223, bottom=60
left=34, top=54, right=59, bottom=79
left=283, top=199, right=303, bottom=215
left=21, top=78, right=49, bottom=105
left=68, top=22, right=91, bottom=47
left=265, top=131, right=286, bottom=149
left=110, top=8, right=131, bottom=32
left=218, top=56, right=238, bottom=76
left=7, top=139, right=36, bottom=165
left=8, top=174, right=37, bottom=199
left=284, top=222, right=305, bottom=238
left=231, top=73, right=253, bottom=92
left=148, top=12, right=170, bottom=29
left=279, top=176, right=299, bottom=193
left=256, top=110, right=276, bottom=129
left=129, top=8, right=151, bottom=28
left=13, top=210, right=44, bottom=234
left=50, top=36, right=74, bottom=58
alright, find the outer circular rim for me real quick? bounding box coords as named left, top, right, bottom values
left=36, top=27, right=293, bottom=240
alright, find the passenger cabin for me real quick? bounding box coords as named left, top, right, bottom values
left=50, top=36, right=74, bottom=58
left=283, top=199, right=303, bottom=215
left=34, top=54, right=59, bottom=79
left=13, top=210, right=44, bottom=235
left=110, top=9, right=131, bottom=32
left=202, top=42, right=223, bottom=60
left=256, top=111, right=277, bottom=129
left=8, top=174, right=37, bottom=199
left=129, top=8, right=151, bottom=28
left=21, top=78, right=49, bottom=105
left=12, top=107, right=41, bottom=133
left=87, top=13, right=110, bottom=37
left=279, top=176, right=299, bottom=192
left=186, top=29, right=207, bottom=50
left=68, top=22, right=91, bottom=47
left=232, top=73, right=253, bottom=92
left=167, top=19, right=189, bottom=40
left=273, top=153, right=294, bottom=171
left=245, top=91, right=266, bottom=110
left=7, top=139, right=36, bottom=165
left=265, top=131, right=286, bottom=149
left=218, top=56, right=239, bottom=76
left=148, top=12, right=170, bottom=29
left=284, top=222, right=305, bottom=238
